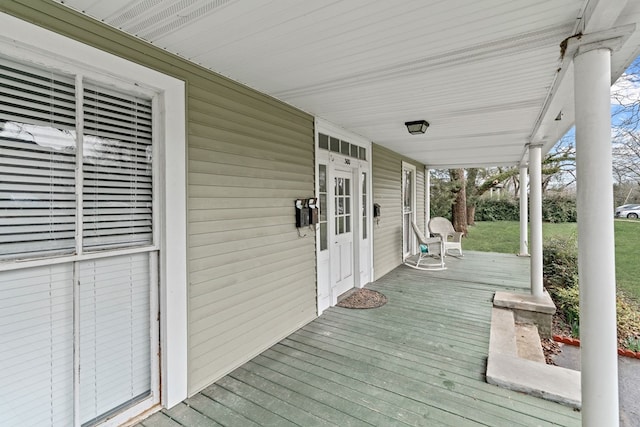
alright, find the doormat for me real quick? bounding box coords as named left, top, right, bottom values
left=336, top=288, right=387, bottom=309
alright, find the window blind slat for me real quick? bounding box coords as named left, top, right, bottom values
left=79, top=253, right=150, bottom=424
left=0, top=58, right=77, bottom=260
left=82, top=83, right=153, bottom=251
left=0, top=263, right=74, bottom=427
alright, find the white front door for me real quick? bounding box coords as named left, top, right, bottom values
left=330, top=169, right=355, bottom=298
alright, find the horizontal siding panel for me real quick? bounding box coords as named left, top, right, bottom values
left=189, top=197, right=297, bottom=210
left=190, top=259, right=314, bottom=313
left=189, top=294, right=314, bottom=394
left=188, top=224, right=294, bottom=248
left=189, top=246, right=312, bottom=285
left=189, top=290, right=314, bottom=380
left=189, top=258, right=315, bottom=305
left=188, top=145, right=311, bottom=174
left=189, top=206, right=292, bottom=222
left=189, top=96, right=311, bottom=144
left=190, top=271, right=314, bottom=338
left=189, top=164, right=310, bottom=183
left=189, top=238, right=310, bottom=273
left=188, top=216, right=292, bottom=236
left=189, top=130, right=312, bottom=160
left=189, top=233, right=298, bottom=261
left=189, top=84, right=311, bottom=135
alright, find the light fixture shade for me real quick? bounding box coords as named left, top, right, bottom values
left=405, top=120, right=429, bottom=134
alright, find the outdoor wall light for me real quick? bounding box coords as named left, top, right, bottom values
left=405, top=120, right=430, bottom=134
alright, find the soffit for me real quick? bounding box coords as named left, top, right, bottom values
left=53, top=0, right=640, bottom=168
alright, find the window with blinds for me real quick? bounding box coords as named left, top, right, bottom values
left=83, top=83, right=153, bottom=251
left=0, top=57, right=154, bottom=260
left=0, top=58, right=77, bottom=259
left=0, top=56, right=157, bottom=426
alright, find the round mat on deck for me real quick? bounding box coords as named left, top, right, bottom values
left=336, top=288, right=387, bottom=309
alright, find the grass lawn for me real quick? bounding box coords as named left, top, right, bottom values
left=464, top=220, right=639, bottom=300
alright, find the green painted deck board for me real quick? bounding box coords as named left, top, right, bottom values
left=138, top=251, right=580, bottom=426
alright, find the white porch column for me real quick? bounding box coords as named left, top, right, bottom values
left=519, top=165, right=529, bottom=256
left=425, top=167, right=431, bottom=231
left=528, top=144, right=543, bottom=297
left=574, top=46, right=619, bottom=427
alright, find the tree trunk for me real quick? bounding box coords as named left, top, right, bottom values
left=466, top=204, right=476, bottom=226
left=450, top=169, right=468, bottom=235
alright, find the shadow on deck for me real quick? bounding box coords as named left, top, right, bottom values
left=137, top=251, right=581, bottom=426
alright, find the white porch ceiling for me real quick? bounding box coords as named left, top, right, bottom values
left=54, top=0, right=640, bottom=168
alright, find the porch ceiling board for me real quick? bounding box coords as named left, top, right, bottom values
left=54, top=0, right=640, bottom=168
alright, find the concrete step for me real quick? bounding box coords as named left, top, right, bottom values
left=515, top=322, right=546, bottom=363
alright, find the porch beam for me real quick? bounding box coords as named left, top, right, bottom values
left=573, top=44, right=619, bottom=427
left=518, top=165, right=529, bottom=256
left=528, top=144, right=543, bottom=297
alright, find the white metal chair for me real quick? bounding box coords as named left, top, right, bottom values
left=404, top=221, right=446, bottom=270
left=428, top=216, right=463, bottom=257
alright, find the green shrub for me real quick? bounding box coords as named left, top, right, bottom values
left=543, top=235, right=640, bottom=349
left=475, top=198, right=519, bottom=221
left=474, top=196, right=576, bottom=223
left=542, top=196, right=577, bottom=223
left=543, top=236, right=579, bottom=290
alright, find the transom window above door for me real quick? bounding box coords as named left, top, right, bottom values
left=318, top=133, right=366, bottom=161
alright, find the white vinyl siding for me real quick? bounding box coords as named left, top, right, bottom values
left=187, top=83, right=316, bottom=393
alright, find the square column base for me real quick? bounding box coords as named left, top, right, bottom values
left=493, top=291, right=556, bottom=338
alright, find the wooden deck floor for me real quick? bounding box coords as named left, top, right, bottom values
left=137, top=251, right=581, bottom=426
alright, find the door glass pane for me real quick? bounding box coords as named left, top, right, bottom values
left=319, top=164, right=326, bottom=192
left=344, top=179, right=351, bottom=196
left=341, top=140, right=350, bottom=155
left=403, top=170, right=412, bottom=211
left=362, top=172, right=367, bottom=240
left=338, top=217, right=344, bottom=234
left=319, top=194, right=327, bottom=221
left=345, top=216, right=351, bottom=233
left=320, top=223, right=327, bottom=251
left=319, top=133, right=329, bottom=150
left=404, top=214, right=411, bottom=254
left=330, top=137, right=340, bottom=152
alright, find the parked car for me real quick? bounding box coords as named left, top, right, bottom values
left=615, top=204, right=640, bottom=218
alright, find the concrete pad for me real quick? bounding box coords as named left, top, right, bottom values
left=489, top=308, right=516, bottom=356
left=487, top=352, right=581, bottom=408
left=515, top=323, right=545, bottom=363
left=493, top=291, right=556, bottom=337
left=493, top=291, right=556, bottom=314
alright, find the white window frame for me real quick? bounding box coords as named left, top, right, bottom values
left=0, top=12, right=188, bottom=413
left=402, top=161, right=417, bottom=259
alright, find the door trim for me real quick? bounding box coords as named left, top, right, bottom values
left=314, top=118, right=373, bottom=315
left=402, top=162, right=417, bottom=260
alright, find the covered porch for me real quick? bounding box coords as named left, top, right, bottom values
left=136, top=251, right=580, bottom=427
